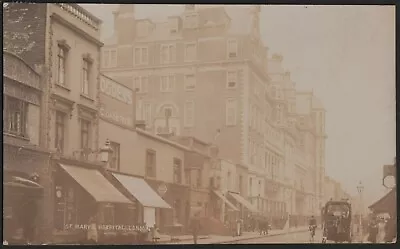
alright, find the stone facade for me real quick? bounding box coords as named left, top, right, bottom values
left=3, top=3, right=103, bottom=243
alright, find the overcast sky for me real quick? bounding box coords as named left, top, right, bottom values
left=82, top=4, right=396, bottom=204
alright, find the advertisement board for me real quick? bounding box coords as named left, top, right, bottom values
left=99, top=74, right=135, bottom=128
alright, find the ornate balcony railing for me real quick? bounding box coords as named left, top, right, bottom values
left=56, top=3, right=102, bottom=31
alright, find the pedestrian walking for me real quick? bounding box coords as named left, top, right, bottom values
left=367, top=216, right=378, bottom=243
left=189, top=213, right=201, bottom=244
left=376, top=218, right=387, bottom=243
left=236, top=219, right=241, bottom=236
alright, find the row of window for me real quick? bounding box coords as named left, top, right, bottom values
left=57, top=45, right=93, bottom=97
left=133, top=71, right=239, bottom=93
left=54, top=110, right=121, bottom=169
left=102, top=39, right=239, bottom=68
left=145, top=149, right=183, bottom=185
left=136, top=99, right=238, bottom=128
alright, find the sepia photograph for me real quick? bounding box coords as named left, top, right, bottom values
left=2, top=2, right=396, bottom=245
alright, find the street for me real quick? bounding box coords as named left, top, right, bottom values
left=224, top=229, right=324, bottom=244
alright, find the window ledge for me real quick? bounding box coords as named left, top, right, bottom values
left=80, top=94, right=94, bottom=102
left=3, top=132, right=30, bottom=141
left=55, top=83, right=71, bottom=92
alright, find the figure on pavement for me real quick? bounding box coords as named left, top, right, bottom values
left=190, top=213, right=201, bottom=244
left=367, top=215, right=378, bottom=243
left=87, top=216, right=98, bottom=244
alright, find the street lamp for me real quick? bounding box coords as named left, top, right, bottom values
left=356, top=181, right=364, bottom=242
left=100, top=139, right=114, bottom=166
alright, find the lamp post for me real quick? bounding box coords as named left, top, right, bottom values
left=356, top=181, right=364, bottom=242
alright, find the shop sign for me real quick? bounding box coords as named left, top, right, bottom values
left=3, top=83, right=40, bottom=106
left=100, top=76, right=133, bottom=105
left=99, top=107, right=133, bottom=127
left=157, top=183, right=168, bottom=196
left=64, top=224, right=148, bottom=232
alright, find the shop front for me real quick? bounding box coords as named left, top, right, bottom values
left=211, top=190, right=239, bottom=222
left=145, top=179, right=190, bottom=234
left=52, top=162, right=134, bottom=244
left=3, top=142, right=52, bottom=245
left=3, top=171, right=44, bottom=244
left=108, top=173, right=172, bottom=229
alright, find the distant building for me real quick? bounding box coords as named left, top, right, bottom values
left=101, top=4, right=327, bottom=227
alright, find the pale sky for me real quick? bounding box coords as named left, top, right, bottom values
left=82, top=4, right=396, bottom=204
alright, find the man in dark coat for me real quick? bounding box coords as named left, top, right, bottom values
left=367, top=216, right=378, bottom=243
left=189, top=214, right=201, bottom=244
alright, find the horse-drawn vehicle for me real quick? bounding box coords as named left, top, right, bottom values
left=322, top=200, right=352, bottom=243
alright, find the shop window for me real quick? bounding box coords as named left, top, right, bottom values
left=102, top=203, right=115, bottom=225
left=3, top=96, right=27, bottom=137
left=173, top=199, right=181, bottom=223
left=127, top=204, right=137, bottom=225
left=109, top=141, right=120, bottom=171
left=54, top=185, right=77, bottom=231
left=173, top=158, right=182, bottom=184
left=55, top=111, right=66, bottom=153
left=145, top=149, right=156, bottom=178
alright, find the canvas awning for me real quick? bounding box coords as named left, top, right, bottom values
left=212, top=190, right=239, bottom=211
left=112, top=173, right=171, bottom=209
left=59, top=164, right=131, bottom=204
left=368, top=188, right=396, bottom=215
left=228, top=192, right=259, bottom=213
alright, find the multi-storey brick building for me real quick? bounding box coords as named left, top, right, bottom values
left=100, top=4, right=327, bottom=227
left=101, top=3, right=273, bottom=215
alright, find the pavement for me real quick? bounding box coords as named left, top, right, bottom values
left=161, top=226, right=310, bottom=244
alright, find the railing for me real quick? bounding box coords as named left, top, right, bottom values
left=56, top=3, right=101, bottom=31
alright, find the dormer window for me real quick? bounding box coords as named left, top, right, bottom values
left=184, top=13, right=198, bottom=29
